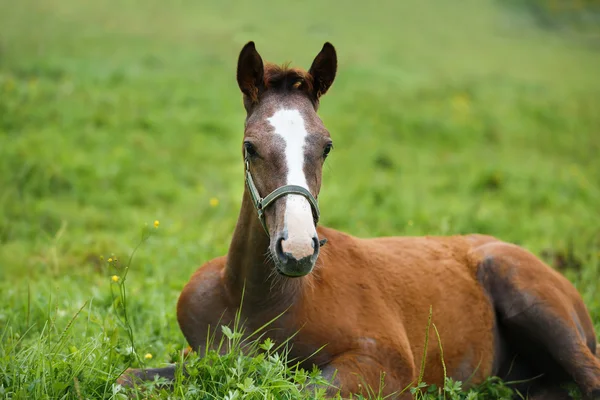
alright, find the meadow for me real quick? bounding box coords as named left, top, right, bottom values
left=1, top=0, right=599, bottom=398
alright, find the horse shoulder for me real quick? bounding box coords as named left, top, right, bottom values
left=176, top=256, right=234, bottom=351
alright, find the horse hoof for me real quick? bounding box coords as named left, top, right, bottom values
left=116, top=368, right=142, bottom=388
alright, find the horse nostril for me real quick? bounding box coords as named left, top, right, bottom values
left=312, top=237, right=319, bottom=254
left=276, top=237, right=288, bottom=263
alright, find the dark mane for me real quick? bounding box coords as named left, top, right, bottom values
left=263, top=63, right=314, bottom=95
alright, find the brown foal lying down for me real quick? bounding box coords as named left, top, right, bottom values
left=118, top=42, right=600, bottom=399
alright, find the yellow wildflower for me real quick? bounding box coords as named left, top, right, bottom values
left=111, top=275, right=119, bottom=282
left=451, top=93, right=471, bottom=115
left=209, top=197, right=219, bottom=207
left=4, top=78, right=15, bottom=92
left=108, top=258, right=113, bottom=263
left=144, top=353, right=153, bottom=360
left=154, top=220, right=160, bottom=228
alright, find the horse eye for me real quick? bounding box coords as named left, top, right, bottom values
left=323, top=143, right=333, bottom=158
left=244, top=142, right=258, bottom=158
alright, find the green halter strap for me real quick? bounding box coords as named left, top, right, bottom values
left=244, top=151, right=327, bottom=247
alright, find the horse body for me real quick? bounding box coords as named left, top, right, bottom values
left=178, top=225, right=498, bottom=391
left=119, top=42, right=600, bottom=399
left=175, top=218, right=599, bottom=398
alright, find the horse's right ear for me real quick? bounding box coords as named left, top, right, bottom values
left=237, top=41, right=265, bottom=104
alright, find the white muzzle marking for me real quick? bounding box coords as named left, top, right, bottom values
left=267, top=108, right=316, bottom=259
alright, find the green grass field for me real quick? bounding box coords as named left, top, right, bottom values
left=1, top=0, right=600, bottom=398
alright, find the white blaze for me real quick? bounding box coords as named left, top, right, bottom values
left=267, top=108, right=316, bottom=259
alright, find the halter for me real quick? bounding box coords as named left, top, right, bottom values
left=244, top=150, right=327, bottom=246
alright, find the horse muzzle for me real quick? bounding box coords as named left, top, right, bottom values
left=273, top=234, right=320, bottom=277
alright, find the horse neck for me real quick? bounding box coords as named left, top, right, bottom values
left=224, top=189, right=305, bottom=314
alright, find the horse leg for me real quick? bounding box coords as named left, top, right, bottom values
left=475, top=242, right=600, bottom=400
left=317, top=352, right=416, bottom=399
left=116, top=365, right=180, bottom=388
left=117, top=261, right=232, bottom=389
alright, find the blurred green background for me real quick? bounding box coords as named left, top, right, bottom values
left=1, top=0, right=599, bottom=397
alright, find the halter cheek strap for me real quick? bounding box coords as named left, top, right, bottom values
left=244, top=151, right=327, bottom=247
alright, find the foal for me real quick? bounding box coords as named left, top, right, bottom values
left=119, top=42, right=600, bottom=399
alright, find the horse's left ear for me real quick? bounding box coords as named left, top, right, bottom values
left=309, top=42, right=337, bottom=100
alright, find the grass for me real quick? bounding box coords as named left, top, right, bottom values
left=0, top=0, right=599, bottom=398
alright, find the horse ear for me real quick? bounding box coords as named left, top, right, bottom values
left=237, top=41, right=265, bottom=103
left=308, top=42, right=337, bottom=100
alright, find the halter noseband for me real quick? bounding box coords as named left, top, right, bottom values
left=244, top=150, right=327, bottom=246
